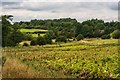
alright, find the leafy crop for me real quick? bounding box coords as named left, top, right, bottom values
left=2, top=39, right=119, bottom=78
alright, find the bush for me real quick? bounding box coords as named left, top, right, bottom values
left=111, top=30, right=120, bottom=39
left=24, top=34, right=34, bottom=41
left=101, top=34, right=110, bottom=39
left=76, top=34, right=84, bottom=41
left=56, top=36, right=67, bottom=43
left=30, top=39, right=37, bottom=46
left=36, top=36, right=46, bottom=46
left=46, top=30, right=56, bottom=39
left=23, top=43, right=29, bottom=46
left=9, top=31, right=25, bottom=46
left=43, top=34, right=52, bottom=44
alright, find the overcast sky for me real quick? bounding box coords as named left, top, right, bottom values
left=1, top=0, right=119, bottom=22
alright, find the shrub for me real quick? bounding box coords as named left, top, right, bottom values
left=23, top=43, right=29, bottom=46
left=36, top=36, right=46, bottom=46
left=76, top=34, right=84, bottom=41
left=30, top=39, right=37, bottom=46
left=101, top=34, right=110, bottom=39
left=56, top=36, right=67, bottom=43
left=46, top=30, right=55, bottom=39
left=10, top=31, right=25, bottom=46
left=24, top=34, right=34, bottom=41
left=111, top=30, right=120, bottom=39
left=43, top=34, right=52, bottom=44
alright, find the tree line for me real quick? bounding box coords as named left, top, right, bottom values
left=2, top=15, right=120, bottom=47
left=16, top=18, right=120, bottom=38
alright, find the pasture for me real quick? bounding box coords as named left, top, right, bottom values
left=20, top=29, right=47, bottom=37
left=2, top=39, right=120, bottom=78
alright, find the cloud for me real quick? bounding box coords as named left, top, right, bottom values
left=1, top=0, right=119, bottom=2
left=2, top=2, right=118, bottom=11
left=1, top=2, right=118, bottom=22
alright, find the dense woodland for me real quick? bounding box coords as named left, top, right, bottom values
left=2, top=15, right=120, bottom=47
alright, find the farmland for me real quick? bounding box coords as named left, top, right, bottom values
left=2, top=15, right=120, bottom=79
left=20, top=29, right=48, bottom=37
left=2, top=39, right=120, bottom=78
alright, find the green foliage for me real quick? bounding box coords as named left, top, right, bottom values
left=2, top=15, right=25, bottom=47
left=46, top=30, right=55, bottom=39
left=111, top=30, right=120, bottom=39
left=36, top=36, right=46, bottom=45
left=10, top=31, right=25, bottom=45
left=56, top=36, right=67, bottom=43
left=76, top=34, right=84, bottom=41
left=17, top=18, right=120, bottom=39
left=3, top=39, right=119, bottom=78
left=2, top=15, right=13, bottom=47
left=43, top=34, right=52, bottom=44
left=24, top=34, right=34, bottom=41
left=23, top=43, right=29, bottom=46
left=101, top=34, right=110, bottom=39
left=30, top=39, right=37, bottom=46
left=75, top=22, right=82, bottom=36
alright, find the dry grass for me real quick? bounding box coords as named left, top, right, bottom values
left=2, top=57, right=50, bottom=78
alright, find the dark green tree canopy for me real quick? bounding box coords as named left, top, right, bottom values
left=2, top=15, right=25, bottom=47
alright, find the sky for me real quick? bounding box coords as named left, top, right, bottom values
left=1, top=0, right=119, bottom=22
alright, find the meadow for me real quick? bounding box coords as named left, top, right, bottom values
left=2, top=39, right=120, bottom=78
left=20, top=29, right=47, bottom=37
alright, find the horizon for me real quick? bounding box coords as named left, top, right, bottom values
left=11, top=17, right=118, bottom=23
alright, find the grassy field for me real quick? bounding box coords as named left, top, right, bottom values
left=20, top=29, right=48, bottom=33
left=2, top=39, right=120, bottom=78
left=30, top=33, right=45, bottom=37
left=20, top=29, right=47, bottom=37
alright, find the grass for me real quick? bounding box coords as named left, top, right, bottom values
left=2, top=57, right=50, bottom=78
left=20, top=29, right=47, bottom=37
left=31, top=34, right=45, bottom=37
left=2, top=39, right=120, bottom=78
left=20, top=29, right=48, bottom=33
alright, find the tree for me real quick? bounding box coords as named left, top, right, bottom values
left=75, top=22, right=82, bottom=36
left=36, top=36, right=46, bottom=46
left=43, top=34, right=52, bottom=44
left=96, top=23, right=105, bottom=30
left=20, top=23, right=27, bottom=28
left=2, top=15, right=13, bottom=47
left=46, top=30, right=55, bottom=39
left=30, top=39, right=37, bottom=46
left=81, top=25, right=93, bottom=37
left=76, top=34, right=84, bottom=41
left=111, top=30, right=120, bottom=39
left=2, top=15, right=25, bottom=47
left=101, top=34, right=110, bottom=39
left=56, top=36, right=67, bottom=43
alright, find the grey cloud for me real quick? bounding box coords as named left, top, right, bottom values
left=2, top=2, right=118, bottom=22
left=2, top=2, right=118, bottom=12
left=2, top=2, right=22, bottom=10
left=2, top=2, right=19, bottom=5
left=107, top=2, right=118, bottom=10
